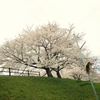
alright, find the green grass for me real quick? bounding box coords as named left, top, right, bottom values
left=0, top=76, right=100, bottom=100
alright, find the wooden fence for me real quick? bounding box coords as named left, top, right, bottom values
left=0, top=67, right=40, bottom=76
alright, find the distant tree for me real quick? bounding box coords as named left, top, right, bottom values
left=70, top=56, right=100, bottom=81
left=91, top=56, right=100, bottom=72
left=89, top=56, right=100, bottom=82
left=0, top=22, right=90, bottom=77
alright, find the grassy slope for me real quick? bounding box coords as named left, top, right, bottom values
left=0, top=76, right=100, bottom=100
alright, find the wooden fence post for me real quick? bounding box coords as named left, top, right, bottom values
left=9, top=67, right=11, bottom=76
left=39, top=72, right=40, bottom=76
left=28, top=70, right=29, bottom=76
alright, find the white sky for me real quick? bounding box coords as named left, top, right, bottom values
left=0, top=0, right=100, bottom=56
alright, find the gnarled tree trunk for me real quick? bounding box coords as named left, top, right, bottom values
left=45, top=68, right=53, bottom=77
left=56, top=70, right=62, bottom=78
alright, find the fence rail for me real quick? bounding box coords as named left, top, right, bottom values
left=0, top=67, right=40, bottom=76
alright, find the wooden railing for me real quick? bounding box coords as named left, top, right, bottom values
left=0, top=67, right=40, bottom=76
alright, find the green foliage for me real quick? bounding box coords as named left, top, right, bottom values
left=0, top=76, right=100, bottom=100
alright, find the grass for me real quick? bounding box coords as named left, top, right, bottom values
left=0, top=76, right=100, bottom=100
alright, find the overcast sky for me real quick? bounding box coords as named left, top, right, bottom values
left=0, top=0, right=100, bottom=56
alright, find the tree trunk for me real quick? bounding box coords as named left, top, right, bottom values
left=56, top=70, right=62, bottom=78
left=51, top=66, right=62, bottom=78
left=56, top=66, right=62, bottom=78
left=45, top=68, right=53, bottom=77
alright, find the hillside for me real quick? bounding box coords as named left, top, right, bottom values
left=0, top=76, right=100, bottom=100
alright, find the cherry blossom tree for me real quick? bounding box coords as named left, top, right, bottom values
left=0, top=23, right=89, bottom=77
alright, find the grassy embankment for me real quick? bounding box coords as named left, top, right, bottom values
left=0, top=76, right=100, bottom=100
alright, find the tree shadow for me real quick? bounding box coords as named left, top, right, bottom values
left=79, top=83, right=90, bottom=87
left=76, top=80, right=90, bottom=87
